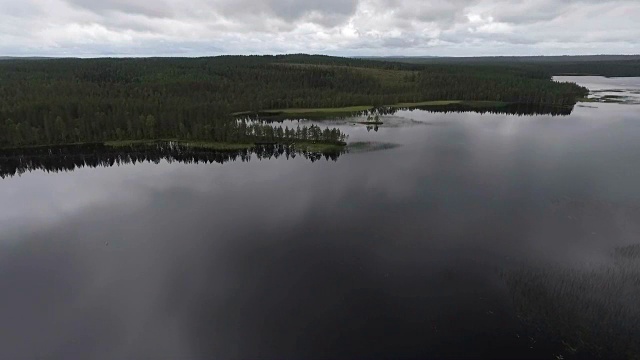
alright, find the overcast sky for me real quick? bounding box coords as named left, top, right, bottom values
left=1, top=0, right=638, bottom=57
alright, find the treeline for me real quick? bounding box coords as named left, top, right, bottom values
left=410, top=68, right=584, bottom=104
left=371, top=56, right=640, bottom=77
left=0, top=114, right=347, bottom=148
left=0, top=55, right=588, bottom=148
left=0, top=142, right=344, bottom=178
left=240, top=122, right=347, bottom=144
left=534, top=60, right=640, bottom=77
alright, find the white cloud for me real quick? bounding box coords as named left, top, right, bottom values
left=0, top=0, right=638, bottom=56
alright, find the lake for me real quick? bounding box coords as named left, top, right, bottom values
left=1, top=76, right=639, bottom=359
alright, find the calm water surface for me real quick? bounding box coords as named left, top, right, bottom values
left=1, top=77, right=639, bottom=359
left=554, top=75, right=640, bottom=104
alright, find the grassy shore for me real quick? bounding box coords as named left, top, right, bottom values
left=104, top=139, right=166, bottom=148
left=233, top=100, right=512, bottom=119
left=232, top=106, right=373, bottom=117
left=104, top=139, right=345, bottom=153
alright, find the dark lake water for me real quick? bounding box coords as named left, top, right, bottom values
left=1, top=77, right=640, bottom=359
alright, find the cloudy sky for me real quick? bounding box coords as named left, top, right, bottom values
left=1, top=0, right=639, bottom=57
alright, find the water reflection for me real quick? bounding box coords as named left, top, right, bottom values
left=1, top=77, right=640, bottom=360
left=402, top=102, right=574, bottom=116
left=0, top=142, right=344, bottom=178
left=245, top=102, right=575, bottom=123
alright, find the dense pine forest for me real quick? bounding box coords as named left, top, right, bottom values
left=371, top=56, right=640, bottom=77
left=0, top=55, right=589, bottom=148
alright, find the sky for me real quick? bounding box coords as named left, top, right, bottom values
left=1, top=0, right=639, bottom=57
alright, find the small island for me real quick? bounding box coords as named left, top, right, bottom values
left=358, top=112, right=384, bottom=126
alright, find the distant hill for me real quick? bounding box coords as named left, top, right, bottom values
left=360, top=55, right=640, bottom=63
left=0, top=56, right=65, bottom=61
left=364, top=55, right=640, bottom=77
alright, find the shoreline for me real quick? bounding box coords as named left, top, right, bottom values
left=231, top=100, right=513, bottom=118
left=0, top=139, right=347, bottom=153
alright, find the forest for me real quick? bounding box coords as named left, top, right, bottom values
left=370, top=55, right=640, bottom=77
left=0, top=55, right=589, bottom=149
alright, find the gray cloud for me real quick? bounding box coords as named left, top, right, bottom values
left=0, top=0, right=637, bottom=56
left=393, top=0, right=476, bottom=25
left=64, top=0, right=176, bottom=18
left=264, top=0, right=359, bottom=21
